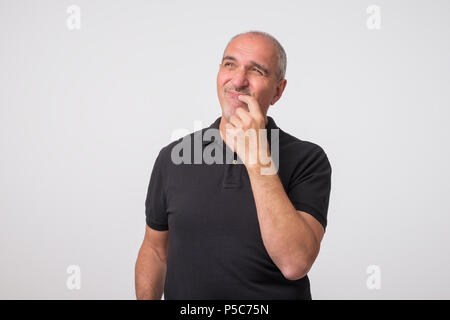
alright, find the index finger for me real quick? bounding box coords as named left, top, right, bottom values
left=237, top=94, right=263, bottom=118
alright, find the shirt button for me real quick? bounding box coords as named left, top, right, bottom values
left=233, top=159, right=237, bottom=165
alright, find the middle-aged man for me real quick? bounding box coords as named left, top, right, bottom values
left=135, top=31, right=332, bottom=300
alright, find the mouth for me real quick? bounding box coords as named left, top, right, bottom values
left=225, top=90, right=250, bottom=100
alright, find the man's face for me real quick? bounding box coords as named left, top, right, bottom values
left=217, top=34, right=285, bottom=121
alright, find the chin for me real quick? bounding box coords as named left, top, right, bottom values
left=220, top=97, right=248, bottom=119
left=223, top=104, right=241, bottom=119
left=230, top=99, right=249, bottom=110
left=222, top=108, right=233, bottom=121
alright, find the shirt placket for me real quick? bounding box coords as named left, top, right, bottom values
left=223, top=147, right=242, bottom=189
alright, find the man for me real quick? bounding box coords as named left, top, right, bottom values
left=135, top=31, right=332, bottom=300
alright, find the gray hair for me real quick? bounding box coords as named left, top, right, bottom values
left=225, top=31, right=287, bottom=81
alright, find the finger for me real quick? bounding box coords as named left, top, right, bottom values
left=235, top=107, right=252, bottom=126
left=229, top=114, right=244, bottom=128
left=225, top=123, right=237, bottom=136
left=225, top=122, right=235, bottom=131
left=237, top=95, right=263, bottom=119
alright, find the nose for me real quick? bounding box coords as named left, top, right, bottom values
left=231, top=68, right=249, bottom=89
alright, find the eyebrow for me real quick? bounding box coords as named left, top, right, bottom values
left=222, top=55, right=270, bottom=76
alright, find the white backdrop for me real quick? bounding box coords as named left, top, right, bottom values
left=1, top=0, right=449, bottom=299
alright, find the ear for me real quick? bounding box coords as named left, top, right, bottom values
left=270, top=79, right=287, bottom=105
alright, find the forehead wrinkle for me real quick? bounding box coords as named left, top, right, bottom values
left=225, top=43, right=275, bottom=74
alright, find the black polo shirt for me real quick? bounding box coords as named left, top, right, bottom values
left=145, top=116, right=332, bottom=300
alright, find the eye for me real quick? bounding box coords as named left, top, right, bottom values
left=224, top=62, right=234, bottom=67
left=252, top=67, right=263, bottom=75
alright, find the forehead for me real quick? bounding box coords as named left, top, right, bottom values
left=223, top=35, right=277, bottom=68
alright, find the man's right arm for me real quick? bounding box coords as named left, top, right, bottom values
left=135, top=225, right=169, bottom=300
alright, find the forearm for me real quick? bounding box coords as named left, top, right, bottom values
left=135, top=243, right=167, bottom=300
left=246, top=165, right=319, bottom=279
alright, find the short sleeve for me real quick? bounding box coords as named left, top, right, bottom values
left=287, top=146, right=332, bottom=231
left=145, top=149, right=169, bottom=231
